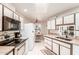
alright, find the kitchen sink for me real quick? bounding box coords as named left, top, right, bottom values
left=56, top=37, right=72, bottom=41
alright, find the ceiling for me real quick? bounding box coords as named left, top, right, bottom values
left=11, top=3, right=79, bottom=22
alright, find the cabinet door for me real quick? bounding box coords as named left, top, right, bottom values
left=47, top=19, right=55, bottom=29
left=64, top=14, right=74, bottom=24
left=44, top=37, right=52, bottom=50
left=8, top=51, right=13, bottom=55
left=76, top=13, right=79, bottom=30
left=0, top=4, right=2, bottom=31
left=4, top=7, right=13, bottom=18
left=20, top=17, right=24, bottom=30
left=45, top=39, right=52, bottom=46
left=53, top=42, right=59, bottom=54
left=44, top=43, right=52, bottom=50
left=17, top=44, right=25, bottom=55
left=60, top=46, right=70, bottom=55
left=14, top=13, right=19, bottom=20
left=47, top=20, right=51, bottom=29
left=73, top=45, right=79, bottom=55
left=51, top=19, right=55, bottom=29
left=56, top=17, right=62, bottom=25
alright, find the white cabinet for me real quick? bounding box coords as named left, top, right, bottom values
left=75, top=13, right=79, bottom=30
left=44, top=37, right=52, bottom=50
left=51, top=20, right=55, bottom=29
left=20, top=17, right=24, bottom=30
left=14, top=13, right=19, bottom=20
left=47, top=20, right=51, bottom=29
left=73, top=45, right=79, bottom=55
left=0, top=4, right=2, bottom=31
left=45, top=38, right=52, bottom=46
left=15, top=42, right=26, bottom=55
left=53, top=42, right=59, bottom=54
left=44, top=43, right=52, bottom=50
left=4, top=7, right=13, bottom=18
left=64, top=14, right=74, bottom=24
left=8, top=51, right=13, bottom=55
left=47, top=19, right=55, bottom=29
left=60, top=46, right=70, bottom=55
left=17, top=44, right=25, bottom=55
left=56, top=17, right=62, bottom=25
left=44, top=36, right=72, bottom=55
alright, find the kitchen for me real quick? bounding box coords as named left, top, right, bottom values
left=0, top=3, right=79, bottom=55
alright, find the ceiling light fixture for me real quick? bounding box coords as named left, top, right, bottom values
left=24, top=9, right=27, bottom=12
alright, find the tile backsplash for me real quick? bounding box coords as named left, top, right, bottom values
left=0, top=31, right=19, bottom=41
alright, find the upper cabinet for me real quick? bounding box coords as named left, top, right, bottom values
left=63, top=14, right=74, bottom=24
left=0, top=4, right=2, bottom=31
left=4, top=6, right=13, bottom=18
left=47, top=20, right=51, bottom=29
left=14, top=13, right=19, bottom=20
left=75, top=13, right=79, bottom=30
left=51, top=19, right=55, bottom=29
left=56, top=17, right=63, bottom=25
left=47, top=19, right=55, bottom=29
left=20, top=17, right=24, bottom=30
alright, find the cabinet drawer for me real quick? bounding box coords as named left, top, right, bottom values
left=44, top=37, right=52, bottom=41
left=53, top=40, right=70, bottom=48
left=44, top=43, right=52, bottom=50
left=45, top=39, right=52, bottom=46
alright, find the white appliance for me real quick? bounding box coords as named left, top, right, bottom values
left=20, top=23, right=35, bottom=51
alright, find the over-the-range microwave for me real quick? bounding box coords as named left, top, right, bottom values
left=2, top=16, right=21, bottom=31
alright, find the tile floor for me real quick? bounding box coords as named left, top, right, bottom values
left=27, top=41, right=45, bottom=55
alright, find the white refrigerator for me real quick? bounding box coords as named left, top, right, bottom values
left=20, top=23, right=35, bottom=51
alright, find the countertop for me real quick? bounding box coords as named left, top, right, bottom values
left=14, top=39, right=27, bottom=47
left=44, top=35, right=79, bottom=45
left=0, top=37, right=28, bottom=55
left=0, top=46, right=14, bottom=55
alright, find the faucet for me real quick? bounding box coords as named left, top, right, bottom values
left=64, top=30, right=68, bottom=38
left=66, top=35, right=68, bottom=38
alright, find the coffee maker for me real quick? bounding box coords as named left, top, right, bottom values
left=14, top=32, right=21, bottom=38
left=14, top=32, right=22, bottom=43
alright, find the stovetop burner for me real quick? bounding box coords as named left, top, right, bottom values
left=5, top=40, right=23, bottom=46
left=0, top=38, right=27, bottom=47
left=5, top=41, right=16, bottom=46
left=0, top=38, right=22, bottom=46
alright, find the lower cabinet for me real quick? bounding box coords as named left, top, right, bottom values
left=44, top=37, right=52, bottom=50
left=60, top=46, right=70, bottom=55
left=15, top=42, right=26, bottom=55
left=45, top=43, right=52, bottom=50
left=53, top=42, right=59, bottom=55
left=44, top=36, right=72, bottom=55
left=8, top=51, right=14, bottom=55
left=17, top=44, right=25, bottom=55
left=73, top=45, right=79, bottom=55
